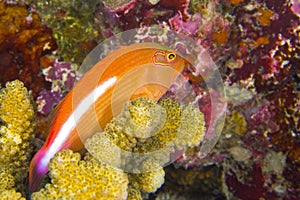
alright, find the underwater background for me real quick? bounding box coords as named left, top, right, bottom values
left=0, top=0, right=299, bottom=199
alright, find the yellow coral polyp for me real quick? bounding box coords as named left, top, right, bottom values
left=0, top=167, right=15, bottom=190
left=31, top=150, right=129, bottom=200
left=0, top=80, right=36, bottom=195
left=127, top=186, right=142, bottom=200
left=175, top=104, right=205, bottom=149
left=129, top=159, right=165, bottom=193
left=0, top=189, right=26, bottom=200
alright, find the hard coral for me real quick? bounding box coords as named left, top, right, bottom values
left=0, top=80, right=36, bottom=194
left=85, top=97, right=205, bottom=198
left=0, top=167, right=15, bottom=190
left=86, top=97, right=205, bottom=167
left=0, top=2, right=57, bottom=98
left=129, top=158, right=165, bottom=193
left=0, top=189, right=25, bottom=200
left=31, top=150, right=129, bottom=200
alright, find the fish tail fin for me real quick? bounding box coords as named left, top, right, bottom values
left=29, top=148, right=49, bottom=192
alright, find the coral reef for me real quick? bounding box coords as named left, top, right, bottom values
left=172, top=0, right=300, bottom=198
left=26, top=0, right=100, bottom=63
left=0, top=0, right=298, bottom=199
left=31, top=150, right=129, bottom=200
left=0, top=80, right=35, bottom=196
left=100, top=0, right=191, bottom=31
left=128, top=158, right=165, bottom=193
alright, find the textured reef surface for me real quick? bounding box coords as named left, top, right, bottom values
left=0, top=0, right=299, bottom=199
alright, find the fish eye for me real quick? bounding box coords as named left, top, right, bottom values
left=166, top=52, right=176, bottom=62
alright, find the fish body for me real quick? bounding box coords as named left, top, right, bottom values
left=29, top=43, right=186, bottom=192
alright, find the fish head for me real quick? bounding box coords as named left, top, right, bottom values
left=152, top=49, right=187, bottom=72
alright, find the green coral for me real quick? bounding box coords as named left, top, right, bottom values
left=0, top=80, right=36, bottom=194
left=31, top=150, right=129, bottom=200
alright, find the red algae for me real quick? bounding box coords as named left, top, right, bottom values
left=0, top=2, right=57, bottom=98
left=159, top=0, right=190, bottom=20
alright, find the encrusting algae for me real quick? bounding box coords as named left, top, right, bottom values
left=0, top=80, right=36, bottom=197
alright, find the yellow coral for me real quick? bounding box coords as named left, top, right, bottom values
left=0, top=80, right=36, bottom=193
left=129, top=159, right=165, bottom=193
left=85, top=131, right=122, bottom=167
left=127, top=186, right=142, bottom=200
left=85, top=97, right=205, bottom=196
left=175, top=104, right=205, bottom=149
left=0, top=167, right=15, bottom=190
left=31, top=150, right=129, bottom=200
left=123, top=97, right=167, bottom=139
left=88, top=97, right=205, bottom=155
left=87, top=97, right=205, bottom=166
left=134, top=98, right=205, bottom=153
left=134, top=98, right=182, bottom=153
left=0, top=189, right=25, bottom=200
left=224, top=110, right=247, bottom=136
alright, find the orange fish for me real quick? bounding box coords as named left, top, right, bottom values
left=29, top=43, right=187, bottom=192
